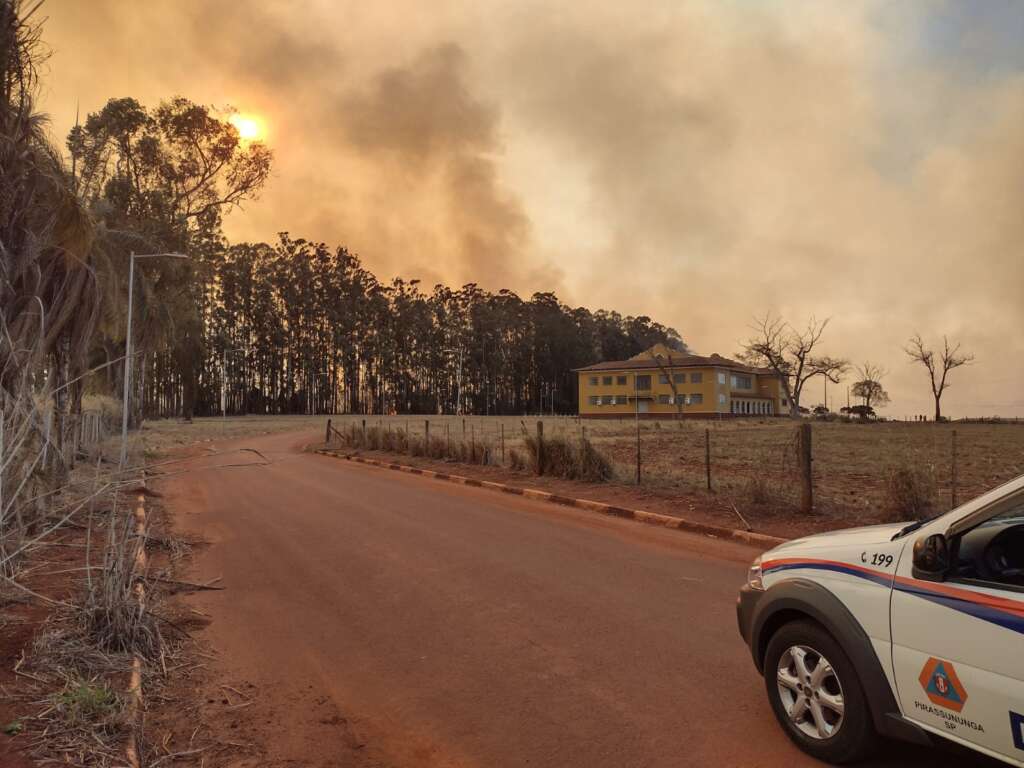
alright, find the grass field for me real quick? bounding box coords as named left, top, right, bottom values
left=325, top=414, right=1024, bottom=522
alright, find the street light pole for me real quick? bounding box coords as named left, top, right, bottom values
left=119, top=251, right=189, bottom=470
left=119, top=254, right=136, bottom=470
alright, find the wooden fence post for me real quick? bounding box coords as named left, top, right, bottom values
left=798, top=423, right=813, bottom=513
left=425, top=419, right=430, bottom=451
left=635, top=414, right=641, bottom=485
left=536, top=420, right=544, bottom=475
left=705, top=428, right=712, bottom=491
left=361, top=418, right=366, bottom=444
left=326, top=418, right=332, bottom=445
left=500, top=423, right=505, bottom=465
left=951, top=429, right=958, bottom=509
left=446, top=422, right=451, bottom=456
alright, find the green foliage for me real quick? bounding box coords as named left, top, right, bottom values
left=3, top=720, right=22, bottom=736
left=52, top=679, right=120, bottom=727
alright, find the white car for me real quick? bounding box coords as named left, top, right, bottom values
left=737, top=474, right=1024, bottom=765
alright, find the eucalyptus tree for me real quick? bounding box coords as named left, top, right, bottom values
left=68, top=96, right=272, bottom=419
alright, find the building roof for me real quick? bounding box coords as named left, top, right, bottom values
left=575, top=348, right=774, bottom=376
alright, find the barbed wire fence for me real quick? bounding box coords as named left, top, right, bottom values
left=322, top=414, right=1024, bottom=521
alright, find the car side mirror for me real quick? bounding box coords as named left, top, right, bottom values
left=912, top=533, right=949, bottom=581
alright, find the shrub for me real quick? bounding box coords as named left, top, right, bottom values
left=426, top=436, right=447, bottom=459
left=509, top=448, right=526, bottom=470
left=747, top=475, right=771, bottom=505
left=53, top=678, right=120, bottom=728
left=521, top=433, right=612, bottom=482
left=575, top=439, right=614, bottom=482
left=885, top=466, right=935, bottom=521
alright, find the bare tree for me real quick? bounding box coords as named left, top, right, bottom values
left=741, top=314, right=849, bottom=418
left=647, top=348, right=684, bottom=420
left=904, top=334, right=974, bottom=422
left=852, top=361, right=890, bottom=410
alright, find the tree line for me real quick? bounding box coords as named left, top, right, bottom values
left=148, top=236, right=687, bottom=417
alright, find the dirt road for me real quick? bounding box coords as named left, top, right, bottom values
left=159, top=430, right=998, bottom=768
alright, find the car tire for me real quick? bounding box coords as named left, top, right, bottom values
left=763, top=619, right=878, bottom=764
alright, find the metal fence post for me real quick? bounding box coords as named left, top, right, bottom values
left=951, top=429, right=958, bottom=508
left=799, top=423, right=813, bottom=513
left=536, top=420, right=544, bottom=475
left=705, top=428, right=712, bottom=491
left=635, top=413, right=641, bottom=485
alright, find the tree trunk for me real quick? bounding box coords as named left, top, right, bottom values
left=934, top=396, right=941, bottom=423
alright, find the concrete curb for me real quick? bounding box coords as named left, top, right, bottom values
left=125, top=477, right=148, bottom=768
left=314, top=449, right=786, bottom=549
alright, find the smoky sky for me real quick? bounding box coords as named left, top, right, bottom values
left=41, top=0, right=1024, bottom=416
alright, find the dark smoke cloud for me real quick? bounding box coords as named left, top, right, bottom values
left=335, top=43, right=533, bottom=289
left=39, top=1, right=1024, bottom=415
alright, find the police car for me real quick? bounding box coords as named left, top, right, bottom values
left=737, top=474, right=1024, bottom=765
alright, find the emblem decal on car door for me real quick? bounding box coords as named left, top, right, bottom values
left=919, top=657, right=968, bottom=712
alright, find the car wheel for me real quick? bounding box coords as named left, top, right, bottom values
left=763, top=620, right=877, bottom=764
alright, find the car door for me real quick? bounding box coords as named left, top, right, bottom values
left=890, top=501, right=1024, bottom=765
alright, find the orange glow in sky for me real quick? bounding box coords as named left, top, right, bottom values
left=229, top=113, right=264, bottom=141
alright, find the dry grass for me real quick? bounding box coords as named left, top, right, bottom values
left=323, top=415, right=1024, bottom=520
left=884, top=466, right=937, bottom=522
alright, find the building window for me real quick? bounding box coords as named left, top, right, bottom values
left=616, top=395, right=627, bottom=405
left=588, top=395, right=599, bottom=405
left=658, top=373, right=669, bottom=384
left=719, top=393, right=726, bottom=405
left=602, top=375, right=613, bottom=385
left=781, top=398, right=788, bottom=407
left=731, top=374, right=752, bottom=389
left=673, top=373, right=685, bottom=384
left=589, top=376, right=598, bottom=386
left=617, top=375, right=627, bottom=385
left=658, top=394, right=671, bottom=404
left=636, top=375, right=652, bottom=391
left=689, top=393, right=703, bottom=405
left=691, top=372, right=703, bottom=383
left=717, top=372, right=726, bottom=385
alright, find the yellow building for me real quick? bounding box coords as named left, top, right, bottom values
left=576, top=344, right=786, bottom=418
